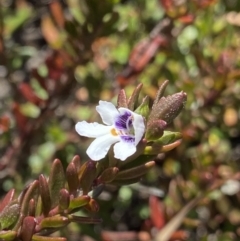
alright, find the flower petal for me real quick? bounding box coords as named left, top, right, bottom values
left=118, top=108, right=145, bottom=145
left=87, top=134, right=120, bottom=161
left=114, top=109, right=132, bottom=130
left=75, top=121, right=112, bottom=138
left=96, top=101, right=119, bottom=125
left=132, top=112, right=145, bottom=145
left=113, top=141, right=136, bottom=161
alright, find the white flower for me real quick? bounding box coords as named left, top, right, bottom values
left=75, top=101, right=145, bottom=161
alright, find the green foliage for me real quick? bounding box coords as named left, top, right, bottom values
left=1, top=0, right=240, bottom=240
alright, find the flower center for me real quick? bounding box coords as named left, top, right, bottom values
left=111, top=128, right=118, bottom=136
left=113, top=111, right=135, bottom=138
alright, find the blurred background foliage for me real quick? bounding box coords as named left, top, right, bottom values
left=1, top=0, right=240, bottom=240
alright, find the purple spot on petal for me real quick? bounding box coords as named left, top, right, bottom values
left=120, top=135, right=135, bottom=143
left=115, top=111, right=132, bottom=130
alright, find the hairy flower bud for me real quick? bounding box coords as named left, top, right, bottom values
left=149, top=91, right=187, bottom=124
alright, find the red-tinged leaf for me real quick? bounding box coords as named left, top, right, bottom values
left=127, top=83, right=143, bottom=110
left=116, top=71, right=136, bottom=88
left=71, top=155, right=81, bottom=173
left=85, top=198, right=99, bottom=212
left=0, top=116, right=10, bottom=133
left=49, top=1, right=65, bottom=28
left=59, top=189, right=70, bottom=211
left=18, top=82, right=45, bottom=106
left=78, top=161, right=97, bottom=195
left=159, top=0, right=174, bottom=10
left=154, top=195, right=202, bottom=241
left=66, top=162, right=79, bottom=195
left=117, top=89, right=128, bottom=108
left=41, top=15, right=62, bottom=49
left=28, top=199, right=35, bottom=217
left=169, top=230, right=189, bottom=241
left=12, top=102, right=28, bottom=132
left=19, top=181, right=39, bottom=216
left=149, top=196, right=165, bottom=229
left=48, top=159, right=65, bottom=208
left=39, top=174, right=51, bottom=216
left=101, top=231, right=138, bottom=241
left=129, top=36, right=167, bottom=73
left=14, top=180, right=39, bottom=231
left=115, top=161, right=155, bottom=180
left=194, top=0, right=217, bottom=8
left=97, top=167, right=119, bottom=184
left=46, top=51, right=65, bottom=81
left=20, top=216, right=36, bottom=241
left=0, top=189, right=15, bottom=213
left=110, top=176, right=142, bottom=186
left=69, top=215, right=102, bottom=224
left=178, top=14, right=195, bottom=24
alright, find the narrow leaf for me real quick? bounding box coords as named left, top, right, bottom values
left=66, top=162, right=79, bottom=195
left=152, top=80, right=169, bottom=109
left=39, top=174, right=51, bottom=216
left=127, top=83, right=143, bottom=110
left=59, top=189, right=70, bottom=211
left=0, top=189, right=15, bottom=213
left=115, top=161, right=155, bottom=180
left=117, top=89, right=128, bottom=108
left=32, top=235, right=66, bottom=241
left=97, top=167, right=119, bottom=184
left=0, top=230, right=17, bottom=241
left=48, top=159, right=65, bottom=208
left=154, top=195, right=202, bottom=241
left=85, top=198, right=99, bottom=212
left=0, top=204, right=20, bottom=229
left=40, top=216, right=69, bottom=229
left=68, top=195, right=90, bottom=212
left=78, top=161, right=97, bottom=195
left=68, top=215, right=102, bottom=224
left=20, top=216, right=36, bottom=241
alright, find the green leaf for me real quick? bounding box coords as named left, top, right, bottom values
left=0, top=204, right=20, bottom=230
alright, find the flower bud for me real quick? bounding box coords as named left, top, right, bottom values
left=149, top=91, right=187, bottom=124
